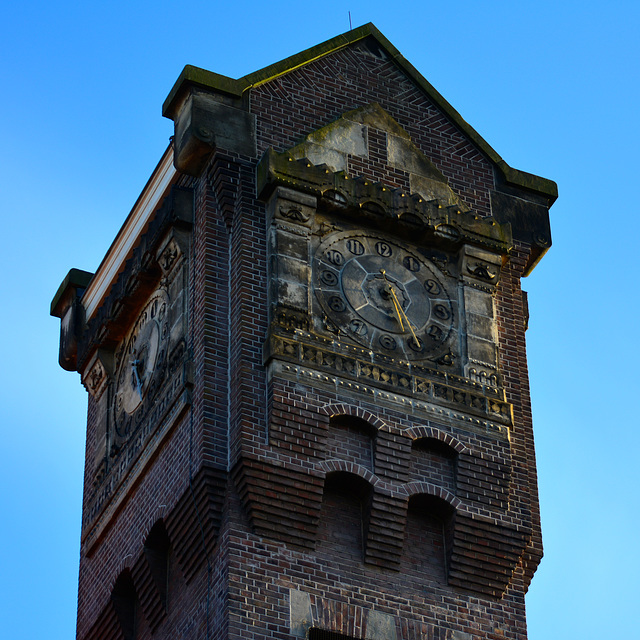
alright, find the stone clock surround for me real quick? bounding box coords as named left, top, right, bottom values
left=260, top=130, right=511, bottom=422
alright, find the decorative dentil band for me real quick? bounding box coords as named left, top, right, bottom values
left=266, top=331, right=512, bottom=429
left=257, top=150, right=512, bottom=255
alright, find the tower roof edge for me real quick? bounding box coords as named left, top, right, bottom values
left=162, top=23, right=557, bottom=203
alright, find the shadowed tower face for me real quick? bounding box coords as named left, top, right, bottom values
left=51, top=23, right=556, bottom=640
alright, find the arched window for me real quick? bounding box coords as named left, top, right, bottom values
left=316, top=471, right=373, bottom=563
left=327, top=415, right=377, bottom=471
left=401, top=494, right=454, bottom=585
left=141, top=519, right=172, bottom=631
left=111, top=570, right=137, bottom=640
left=144, top=520, right=170, bottom=610
left=410, top=437, right=457, bottom=493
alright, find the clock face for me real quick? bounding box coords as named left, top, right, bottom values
left=113, top=290, right=169, bottom=436
left=314, top=232, right=455, bottom=361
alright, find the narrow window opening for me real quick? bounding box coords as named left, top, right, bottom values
left=111, top=570, right=137, bottom=640
left=328, top=415, right=377, bottom=471
left=144, top=520, right=171, bottom=608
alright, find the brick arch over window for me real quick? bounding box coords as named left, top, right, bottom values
left=140, top=506, right=170, bottom=542
left=403, top=481, right=462, bottom=510
left=320, top=403, right=388, bottom=432
left=318, top=459, right=380, bottom=487
left=405, top=425, right=468, bottom=455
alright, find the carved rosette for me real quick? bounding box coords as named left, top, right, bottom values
left=157, top=231, right=187, bottom=279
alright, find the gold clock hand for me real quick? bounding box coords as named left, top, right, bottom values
left=380, top=269, right=420, bottom=344
left=388, top=286, right=420, bottom=344
left=380, top=270, right=404, bottom=330
left=389, top=289, right=405, bottom=331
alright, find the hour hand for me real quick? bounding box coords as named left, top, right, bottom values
left=379, top=270, right=404, bottom=329
left=131, top=359, right=143, bottom=400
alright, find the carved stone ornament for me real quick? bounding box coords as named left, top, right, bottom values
left=466, top=262, right=496, bottom=281
left=276, top=308, right=310, bottom=332
left=158, top=238, right=182, bottom=275
left=459, top=244, right=503, bottom=293
left=322, top=314, right=340, bottom=335
left=258, top=148, right=513, bottom=257
left=468, top=366, right=500, bottom=387
left=434, top=223, right=461, bottom=242
left=437, top=350, right=455, bottom=367
left=534, top=232, right=550, bottom=247
left=81, top=351, right=111, bottom=400
left=279, top=204, right=310, bottom=223
left=313, top=221, right=342, bottom=237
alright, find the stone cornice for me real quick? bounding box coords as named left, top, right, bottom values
left=81, top=145, right=178, bottom=321
left=258, top=150, right=513, bottom=255
left=265, top=328, right=512, bottom=438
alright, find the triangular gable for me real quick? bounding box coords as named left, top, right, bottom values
left=286, top=103, right=470, bottom=212
left=163, top=23, right=556, bottom=202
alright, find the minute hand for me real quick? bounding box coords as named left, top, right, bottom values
left=380, top=271, right=420, bottom=344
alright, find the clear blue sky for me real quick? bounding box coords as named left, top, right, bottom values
left=2, top=2, right=638, bottom=638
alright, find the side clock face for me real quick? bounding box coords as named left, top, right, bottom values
left=314, top=232, right=455, bottom=361
left=113, top=290, right=169, bottom=436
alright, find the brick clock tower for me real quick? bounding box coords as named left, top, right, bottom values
left=52, top=24, right=556, bottom=640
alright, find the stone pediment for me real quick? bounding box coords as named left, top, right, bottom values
left=286, top=103, right=471, bottom=213
left=257, top=153, right=511, bottom=257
